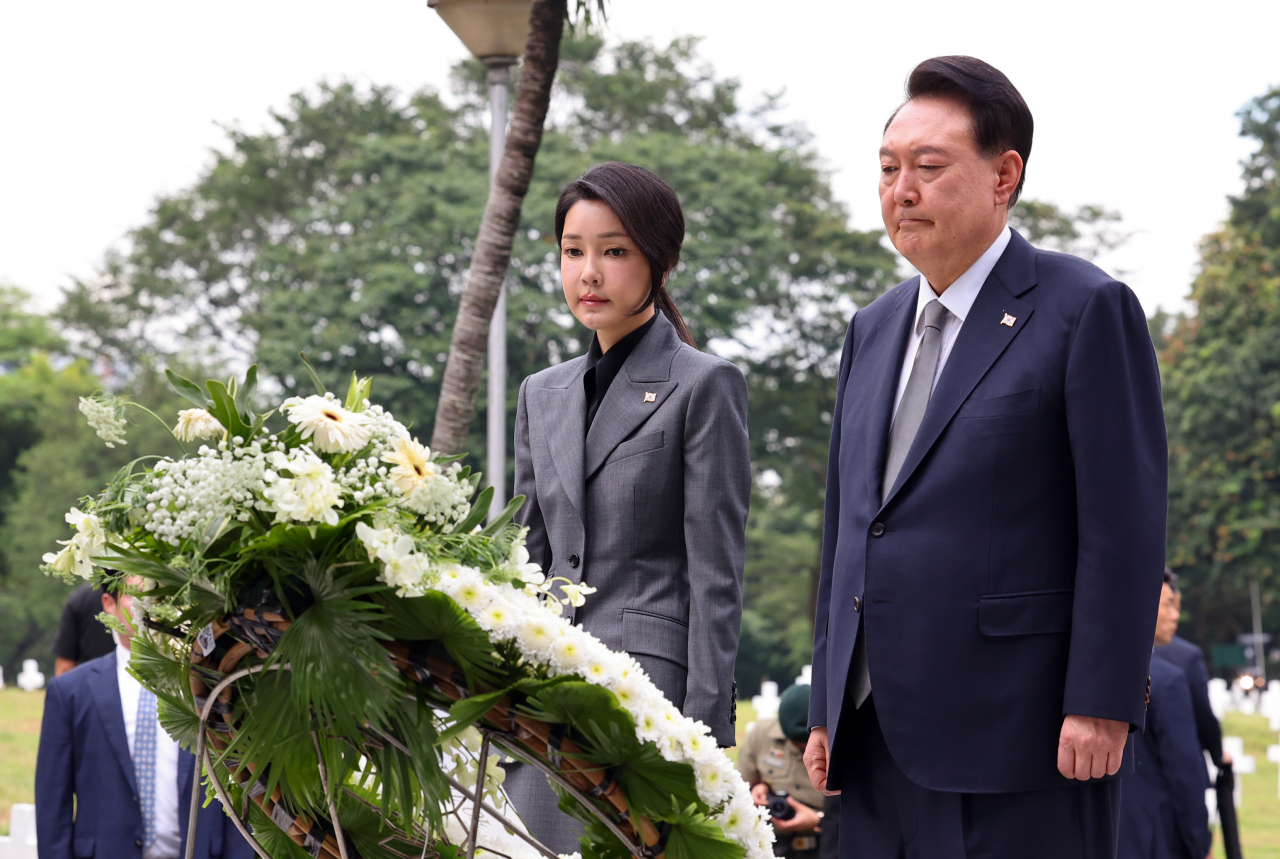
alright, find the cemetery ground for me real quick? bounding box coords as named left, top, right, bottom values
left=0, top=688, right=1275, bottom=853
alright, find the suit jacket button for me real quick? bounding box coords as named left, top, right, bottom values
left=568, top=553, right=581, bottom=568
left=853, top=596, right=862, bottom=612
left=135, top=838, right=143, bottom=848
left=870, top=522, right=885, bottom=537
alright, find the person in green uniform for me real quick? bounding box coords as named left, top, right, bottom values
left=739, top=684, right=827, bottom=858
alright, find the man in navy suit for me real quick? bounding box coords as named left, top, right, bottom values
left=804, top=56, right=1167, bottom=858
left=1118, top=571, right=1211, bottom=859
left=1153, top=570, right=1227, bottom=769
left=35, top=578, right=253, bottom=859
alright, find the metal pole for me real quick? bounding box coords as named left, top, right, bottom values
left=1250, top=578, right=1266, bottom=680
left=484, top=57, right=514, bottom=522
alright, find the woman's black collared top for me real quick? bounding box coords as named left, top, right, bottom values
left=582, top=313, right=658, bottom=430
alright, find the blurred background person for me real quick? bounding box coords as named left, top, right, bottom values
left=1153, top=569, right=1229, bottom=768
left=739, top=684, right=828, bottom=858
left=52, top=582, right=114, bottom=676
left=1117, top=570, right=1212, bottom=859
left=35, top=576, right=253, bottom=859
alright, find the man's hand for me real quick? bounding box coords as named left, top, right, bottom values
left=750, top=782, right=770, bottom=805
left=803, top=727, right=841, bottom=795
left=773, top=797, right=823, bottom=833
left=1057, top=714, right=1128, bottom=780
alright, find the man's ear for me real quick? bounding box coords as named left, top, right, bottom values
left=993, top=150, right=1024, bottom=207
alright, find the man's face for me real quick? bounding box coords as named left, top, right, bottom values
left=101, top=576, right=142, bottom=647
left=879, top=97, right=1017, bottom=278
left=1154, top=583, right=1179, bottom=647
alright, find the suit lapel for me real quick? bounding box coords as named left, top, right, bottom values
left=529, top=361, right=589, bottom=518
left=861, top=282, right=920, bottom=507
left=584, top=313, right=681, bottom=480
left=88, top=650, right=139, bottom=797
left=881, top=234, right=1037, bottom=508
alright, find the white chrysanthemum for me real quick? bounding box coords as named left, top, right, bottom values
left=477, top=603, right=518, bottom=638
left=550, top=633, right=587, bottom=674
left=263, top=448, right=344, bottom=526
left=694, top=759, right=735, bottom=805
left=79, top=396, right=128, bottom=447
left=516, top=615, right=561, bottom=660
left=381, top=434, right=438, bottom=495
left=281, top=394, right=372, bottom=453
left=173, top=408, right=224, bottom=442
left=582, top=650, right=623, bottom=687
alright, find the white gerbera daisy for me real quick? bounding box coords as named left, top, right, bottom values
left=381, top=434, right=437, bottom=495
left=173, top=408, right=224, bottom=442
left=281, top=395, right=371, bottom=453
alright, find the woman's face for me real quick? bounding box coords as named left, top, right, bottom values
left=560, top=199, right=655, bottom=349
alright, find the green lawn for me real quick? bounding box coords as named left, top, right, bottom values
left=1215, top=711, right=1280, bottom=859
left=2, top=690, right=1275, bottom=851
left=0, top=688, right=43, bottom=837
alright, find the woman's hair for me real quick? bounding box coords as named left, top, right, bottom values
left=554, top=162, right=695, bottom=348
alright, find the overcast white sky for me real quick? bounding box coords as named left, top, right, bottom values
left=2, top=1, right=1278, bottom=318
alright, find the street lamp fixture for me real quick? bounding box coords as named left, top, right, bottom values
left=427, top=0, right=532, bottom=521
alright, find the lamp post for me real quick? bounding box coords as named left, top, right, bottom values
left=427, top=0, right=531, bottom=520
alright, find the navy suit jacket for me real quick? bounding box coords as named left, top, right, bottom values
left=809, top=230, right=1168, bottom=793
left=35, top=651, right=253, bottom=859
left=1118, top=656, right=1211, bottom=859
left=1154, top=633, right=1223, bottom=767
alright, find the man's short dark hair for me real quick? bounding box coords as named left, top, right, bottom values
left=895, top=56, right=1034, bottom=206
left=1162, top=567, right=1179, bottom=591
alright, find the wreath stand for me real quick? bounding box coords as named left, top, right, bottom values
left=180, top=607, right=665, bottom=859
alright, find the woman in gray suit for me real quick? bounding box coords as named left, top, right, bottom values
left=507, top=162, right=751, bottom=852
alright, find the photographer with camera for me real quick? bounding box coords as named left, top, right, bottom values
left=739, top=684, right=827, bottom=858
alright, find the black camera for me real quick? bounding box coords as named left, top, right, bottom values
left=765, top=790, right=795, bottom=821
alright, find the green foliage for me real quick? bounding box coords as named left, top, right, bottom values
left=1164, top=85, right=1280, bottom=654
left=1009, top=199, right=1129, bottom=262
left=0, top=349, right=184, bottom=677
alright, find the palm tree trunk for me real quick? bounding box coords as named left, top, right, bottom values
left=431, top=0, right=568, bottom=455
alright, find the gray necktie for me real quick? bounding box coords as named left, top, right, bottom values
left=852, top=299, right=949, bottom=709
left=882, top=299, right=950, bottom=504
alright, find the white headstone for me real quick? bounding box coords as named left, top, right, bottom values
left=1208, top=678, right=1231, bottom=718
left=752, top=680, right=781, bottom=720
left=15, top=660, right=44, bottom=692
left=795, top=665, right=812, bottom=687
left=0, top=802, right=38, bottom=859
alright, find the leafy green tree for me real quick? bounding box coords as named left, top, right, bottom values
left=1164, top=85, right=1280, bottom=656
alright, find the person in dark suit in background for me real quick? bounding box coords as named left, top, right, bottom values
left=804, top=56, right=1167, bottom=859
left=1118, top=570, right=1212, bottom=859
left=1153, top=570, right=1228, bottom=769
left=36, top=577, right=253, bottom=859
left=52, top=583, right=114, bottom=676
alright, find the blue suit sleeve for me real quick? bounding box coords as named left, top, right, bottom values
left=809, top=313, right=858, bottom=729
left=1152, top=668, right=1212, bottom=859
left=1060, top=281, right=1168, bottom=729
left=35, top=677, right=76, bottom=859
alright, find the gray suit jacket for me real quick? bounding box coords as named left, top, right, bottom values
left=514, top=311, right=750, bottom=743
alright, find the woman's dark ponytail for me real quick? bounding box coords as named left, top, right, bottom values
left=554, top=162, right=696, bottom=348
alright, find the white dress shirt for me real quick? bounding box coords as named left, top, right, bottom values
left=892, top=225, right=1013, bottom=418
left=117, top=640, right=183, bottom=859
